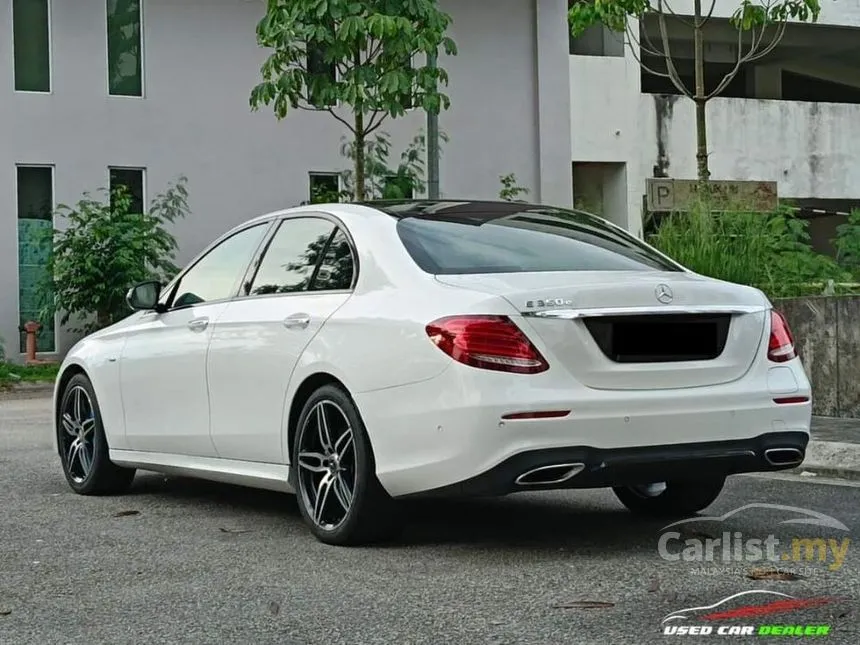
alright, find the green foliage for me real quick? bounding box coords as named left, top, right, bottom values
left=250, top=0, right=457, bottom=198
left=0, top=361, right=60, bottom=387
left=38, top=177, right=190, bottom=334
left=568, top=0, right=822, bottom=35
left=647, top=202, right=852, bottom=299
left=307, top=129, right=446, bottom=204
left=834, top=209, right=860, bottom=278
left=499, top=173, right=529, bottom=202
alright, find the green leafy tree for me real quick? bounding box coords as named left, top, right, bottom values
left=38, top=177, right=190, bottom=334
left=340, top=129, right=448, bottom=200
left=305, top=129, right=448, bottom=205
left=250, top=0, right=457, bottom=200
left=569, top=1, right=822, bottom=183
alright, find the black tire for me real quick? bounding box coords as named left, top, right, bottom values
left=613, top=478, right=725, bottom=518
left=57, top=373, right=136, bottom=495
left=291, top=384, right=398, bottom=545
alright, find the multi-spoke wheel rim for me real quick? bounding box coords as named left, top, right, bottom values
left=631, top=482, right=668, bottom=498
left=296, top=400, right=356, bottom=531
left=60, top=386, right=96, bottom=483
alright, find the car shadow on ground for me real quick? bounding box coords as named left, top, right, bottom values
left=127, top=472, right=672, bottom=551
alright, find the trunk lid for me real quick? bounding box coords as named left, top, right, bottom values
left=435, top=271, right=770, bottom=390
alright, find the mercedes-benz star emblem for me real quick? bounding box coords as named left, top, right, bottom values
left=655, top=283, right=673, bottom=304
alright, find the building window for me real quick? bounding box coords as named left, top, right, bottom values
left=109, top=167, right=145, bottom=213
left=16, top=166, right=55, bottom=353
left=107, top=0, right=143, bottom=97
left=13, top=0, right=51, bottom=92
left=309, top=173, right=342, bottom=203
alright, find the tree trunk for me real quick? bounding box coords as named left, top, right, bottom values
left=695, top=98, right=709, bottom=183
left=693, top=0, right=710, bottom=185
left=354, top=111, right=366, bottom=201
left=96, top=310, right=112, bottom=329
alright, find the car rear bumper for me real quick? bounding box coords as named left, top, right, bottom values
left=354, top=360, right=812, bottom=498
left=398, top=431, right=809, bottom=498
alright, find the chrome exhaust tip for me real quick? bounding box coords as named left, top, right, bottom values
left=764, top=447, right=804, bottom=467
left=515, top=463, right=585, bottom=486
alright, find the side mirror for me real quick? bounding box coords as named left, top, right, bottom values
left=126, top=281, right=162, bottom=311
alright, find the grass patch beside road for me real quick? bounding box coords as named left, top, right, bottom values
left=0, top=362, right=60, bottom=389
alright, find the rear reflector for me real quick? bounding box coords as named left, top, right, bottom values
left=425, top=315, right=549, bottom=374
left=501, top=410, right=570, bottom=420
left=773, top=396, right=810, bottom=404
left=768, top=310, right=797, bottom=363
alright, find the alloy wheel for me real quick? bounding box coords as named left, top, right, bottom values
left=60, top=385, right=97, bottom=483
left=296, top=400, right=356, bottom=531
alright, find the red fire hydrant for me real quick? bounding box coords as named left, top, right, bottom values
left=23, top=321, right=42, bottom=364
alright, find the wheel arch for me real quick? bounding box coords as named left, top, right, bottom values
left=285, top=372, right=352, bottom=463
left=52, top=361, right=89, bottom=455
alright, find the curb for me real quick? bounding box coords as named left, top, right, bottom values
left=791, top=440, right=860, bottom=482
left=0, top=382, right=54, bottom=401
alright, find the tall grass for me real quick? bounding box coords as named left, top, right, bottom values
left=646, top=201, right=853, bottom=299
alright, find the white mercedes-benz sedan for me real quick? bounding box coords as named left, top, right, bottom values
left=52, top=200, right=812, bottom=545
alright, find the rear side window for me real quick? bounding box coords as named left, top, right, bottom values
left=395, top=208, right=680, bottom=274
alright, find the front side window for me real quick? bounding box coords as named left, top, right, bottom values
left=170, top=224, right=269, bottom=308
left=107, top=0, right=143, bottom=96
left=13, top=0, right=51, bottom=92
left=390, top=205, right=681, bottom=274
left=245, top=218, right=337, bottom=296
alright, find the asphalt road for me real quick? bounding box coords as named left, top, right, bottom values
left=1, top=397, right=858, bottom=645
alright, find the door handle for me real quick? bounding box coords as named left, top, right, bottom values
left=187, top=317, right=209, bottom=332
left=283, top=313, right=311, bottom=330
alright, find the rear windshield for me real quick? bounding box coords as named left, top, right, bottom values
left=393, top=206, right=681, bottom=275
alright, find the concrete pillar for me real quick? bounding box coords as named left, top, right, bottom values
left=534, top=0, right=574, bottom=206
left=747, top=65, right=782, bottom=100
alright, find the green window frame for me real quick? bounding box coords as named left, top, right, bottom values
left=13, top=0, right=51, bottom=92
left=107, top=0, right=143, bottom=97
left=16, top=166, right=56, bottom=353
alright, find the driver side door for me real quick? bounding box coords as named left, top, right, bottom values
left=119, top=221, right=272, bottom=456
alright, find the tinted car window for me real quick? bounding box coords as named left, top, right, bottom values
left=392, top=206, right=680, bottom=274
left=246, top=217, right=336, bottom=296
left=310, top=228, right=355, bottom=291
left=171, top=223, right=269, bottom=308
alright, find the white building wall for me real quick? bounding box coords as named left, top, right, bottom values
left=0, top=0, right=573, bottom=358
left=664, top=0, right=860, bottom=27
left=639, top=96, right=860, bottom=200
left=569, top=7, right=860, bottom=234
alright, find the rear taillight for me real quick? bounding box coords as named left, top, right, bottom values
left=767, top=310, right=797, bottom=362
left=425, top=315, right=549, bottom=374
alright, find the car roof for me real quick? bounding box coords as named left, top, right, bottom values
left=242, top=199, right=587, bottom=228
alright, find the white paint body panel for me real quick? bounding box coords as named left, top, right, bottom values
left=52, top=203, right=812, bottom=498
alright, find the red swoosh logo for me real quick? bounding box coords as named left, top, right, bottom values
left=703, top=597, right=835, bottom=621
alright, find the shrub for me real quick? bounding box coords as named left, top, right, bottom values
left=647, top=202, right=851, bottom=299
left=38, top=176, right=190, bottom=334
left=834, top=208, right=860, bottom=279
